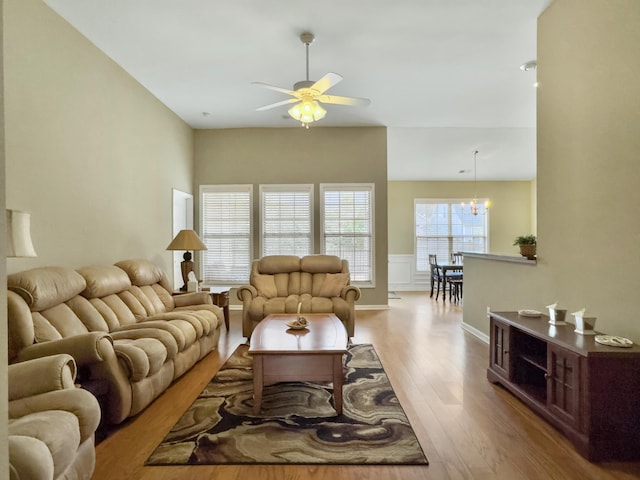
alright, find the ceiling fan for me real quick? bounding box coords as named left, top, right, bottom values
left=253, top=32, right=370, bottom=128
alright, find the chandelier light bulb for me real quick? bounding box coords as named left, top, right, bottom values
left=462, top=150, right=491, bottom=216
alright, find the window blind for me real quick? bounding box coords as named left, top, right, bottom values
left=260, top=185, right=313, bottom=257
left=200, top=185, right=252, bottom=284
left=321, top=184, right=374, bottom=285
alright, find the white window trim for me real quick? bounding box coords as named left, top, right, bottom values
left=320, top=183, right=375, bottom=288
left=259, top=184, right=314, bottom=257
left=199, top=184, right=253, bottom=285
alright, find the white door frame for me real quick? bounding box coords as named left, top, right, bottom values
left=172, top=189, right=194, bottom=290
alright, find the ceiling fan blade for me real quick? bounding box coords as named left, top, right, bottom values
left=256, top=98, right=300, bottom=111
left=310, top=73, right=343, bottom=94
left=316, top=94, right=371, bottom=107
left=252, top=82, right=300, bottom=97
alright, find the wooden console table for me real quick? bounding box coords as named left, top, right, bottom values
left=487, top=311, right=640, bottom=461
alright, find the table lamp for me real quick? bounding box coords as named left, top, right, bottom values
left=166, top=229, right=207, bottom=291
left=6, top=209, right=38, bottom=257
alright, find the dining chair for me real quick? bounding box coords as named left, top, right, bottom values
left=451, top=252, right=463, bottom=264
left=428, top=254, right=443, bottom=299
left=449, top=277, right=463, bottom=302
left=430, top=254, right=463, bottom=301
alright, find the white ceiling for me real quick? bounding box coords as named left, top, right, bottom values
left=43, top=0, right=550, bottom=180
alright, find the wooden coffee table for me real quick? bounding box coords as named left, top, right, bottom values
left=248, top=313, right=348, bottom=415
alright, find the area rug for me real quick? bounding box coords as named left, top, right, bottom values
left=146, top=343, right=428, bottom=465
left=388, top=291, right=402, bottom=299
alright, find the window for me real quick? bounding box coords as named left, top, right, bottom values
left=415, top=199, right=488, bottom=272
left=321, top=184, right=374, bottom=286
left=200, top=185, right=252, bottom=284
left=260, top=185, right=313, bottom=257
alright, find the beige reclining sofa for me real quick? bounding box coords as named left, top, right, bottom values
left=9, top=353, right=101, bottom=480
left=237, top=254, right=360, bottom=337
left=8, top=259, right=223, bottom=425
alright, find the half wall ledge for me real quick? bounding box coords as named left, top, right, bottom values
left=461, top=252, right=537, bottom=265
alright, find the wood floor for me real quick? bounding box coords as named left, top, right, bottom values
left=92, top=293, right=640, bottom=480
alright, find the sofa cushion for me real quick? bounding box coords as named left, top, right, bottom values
left=253, top=274, right=277, bottom=298
left=77, top=265, right=132, bottom=298
left=8, top=267, right=86, bottom=312
left=317, top=272, right=349, bottom=297
left=115, top=259, right=164, bottom=286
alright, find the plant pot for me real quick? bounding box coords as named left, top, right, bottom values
left=519, top=244, right=536, bottom=259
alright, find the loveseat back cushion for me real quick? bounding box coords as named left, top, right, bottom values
left=252, top=273, right=278, bottom=298
left=257, top=255, right=301, bottom=274
left=115, top=259, right=173, bottom=293
left=316, top=272, right=350, bottom=297
left=77, top=265, right=132, bottom=298
left=300, top=255, right=343, bottom=274
left=8, top=267, right=86, bottom=312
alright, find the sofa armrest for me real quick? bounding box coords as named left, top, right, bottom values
left=111, top=327, right=179, bottom=360
left=340, top=285, right=361, bottom=302
left=9, top=436, right=55, bottom=480
left=236, top=284, right=257, bottom=301
left=9, top=388, right=101, bottom=441
left=173, top=292, right=213, bottom=307
left=17, top=332, right=115, bottom=365
left=8, top=354, right=76, bottom=401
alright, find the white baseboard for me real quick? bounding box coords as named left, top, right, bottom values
left=356, top=305, right=390, bottom=311
left=461, top=322, right=489, bottom=344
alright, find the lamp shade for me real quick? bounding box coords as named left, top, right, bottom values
left=166, top=229, right=207, bottom=251
left=6, top=209, right=37, bottom=257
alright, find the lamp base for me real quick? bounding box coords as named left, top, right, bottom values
left=180, top=255, right=194, bottom=292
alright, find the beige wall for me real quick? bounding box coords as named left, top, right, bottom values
left=388, top=180, right=534, bottom=256
left=4, top=0, right=194, bottom=275
left=194, top=127, right=388, bottom=306
left=1, top=0, right=7, bottom=473
left=464, top=0, right=640, bottom=343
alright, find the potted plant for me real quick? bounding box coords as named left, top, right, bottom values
left=514, top=234, right=537, bottom=259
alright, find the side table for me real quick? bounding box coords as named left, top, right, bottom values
left=206, top=286, right=230, bottom=331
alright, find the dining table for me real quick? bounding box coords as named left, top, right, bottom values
left=439, top=263, right=463, bottom=301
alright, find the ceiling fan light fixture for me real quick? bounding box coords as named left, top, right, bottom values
left=288, top=98, right=326, bottom=126
left=254, top=31, right=369, bottom=126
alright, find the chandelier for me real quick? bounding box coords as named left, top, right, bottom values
left=462, top=150, right=491, bottom=216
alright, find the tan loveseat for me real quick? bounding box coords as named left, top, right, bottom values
left=237, top=255, right=360, bottom=337
left=9, top=353, right=101, bottom=480
left=7, top=259, right=224, bottom=425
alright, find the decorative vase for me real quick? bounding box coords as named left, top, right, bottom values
left=519, top=244, right=536, bottom=259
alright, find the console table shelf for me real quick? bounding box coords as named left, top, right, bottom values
left=487, top=311, right=640, bottom=462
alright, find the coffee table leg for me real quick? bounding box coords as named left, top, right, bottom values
left=253, top=355, right=264, bottom=415
left=332, top=354, right=344, bottom=415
